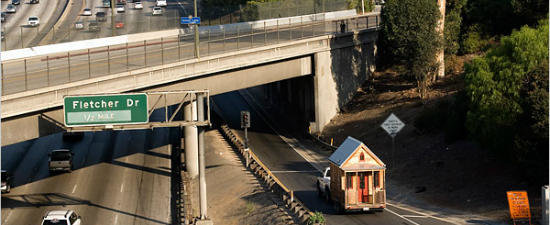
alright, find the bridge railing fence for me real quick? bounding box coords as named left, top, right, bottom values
left=1, top=14, right=380, bottom=96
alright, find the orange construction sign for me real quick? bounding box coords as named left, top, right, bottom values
left=506, top=191, right=531, bottom=221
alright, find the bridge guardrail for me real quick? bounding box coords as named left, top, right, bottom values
left=1, top=13, right=380, bottom=96
left=217, top=123, right=315, bottom=224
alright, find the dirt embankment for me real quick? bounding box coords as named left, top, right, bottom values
left=319, top=65, right=544, bottom=224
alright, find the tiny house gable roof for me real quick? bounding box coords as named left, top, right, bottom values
left=328, top=136, right=385, bottom=170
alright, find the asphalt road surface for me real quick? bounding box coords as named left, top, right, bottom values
left=2, top=15, right=378, bottom=95
left=212, top=91, right=457, bottom=225
left=1, top=0, right=66, bottom=50
left=1, top=110, right=177, bottom=225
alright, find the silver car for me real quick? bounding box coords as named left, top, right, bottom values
left=6, top=4, right=16, bottom=13
left=152, top=7, right=162, bottom=15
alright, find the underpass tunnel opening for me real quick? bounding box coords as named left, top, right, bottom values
left=211, top=75, right=315, bottom=137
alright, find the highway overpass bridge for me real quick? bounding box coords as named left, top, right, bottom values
left=1, top=12, right=380, bottom=146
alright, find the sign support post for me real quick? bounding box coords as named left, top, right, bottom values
left=241, top=111, right=251, bottom=167
left=380, top=113, right=405, bottom=173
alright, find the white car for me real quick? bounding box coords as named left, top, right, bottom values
left=82, top=8, right=92, bottom=16
left=6, top=4, right=16, bottom=13
left=74, top=21, right=84, bottom=30
left=134, top=1, right=142, bottom=9
left=156, top=0, right=166, bottom=7
left=116, top=4, right=125, bottom=12
left=41, top=210, right=81, bottom=225
left=28, top=16, right=39, bottom=26
left=152, top=7, right=162, bottom=15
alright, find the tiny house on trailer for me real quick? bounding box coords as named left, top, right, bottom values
left=328, top=136, right=386, bottom=212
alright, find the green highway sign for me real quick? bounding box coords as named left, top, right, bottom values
left=64, top=94, right=148, bottom=127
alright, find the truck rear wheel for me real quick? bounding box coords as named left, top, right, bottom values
left=317, top=182, right=322, bottom=197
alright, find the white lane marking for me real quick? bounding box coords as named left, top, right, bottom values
left=120, top=183, right=124, bottom=193
left=385, top=208, right=420, bottom=225
left=402, top=215, right=429, bottom=218
left=271, top=170, right=319, bottom=173
left=114, top=214, right=119, bottom=224
left=4, top=210, right=13, bottom=223
left=387, top=203, right=460, bottom=224
left=72, top=184, right=78, bottom=193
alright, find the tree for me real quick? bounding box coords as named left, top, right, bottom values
left=380, top=0, right=441, bottom=99
left=464, top=19, right=548, bottom=179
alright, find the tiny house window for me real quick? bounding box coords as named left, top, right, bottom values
left=346, top=173, right=354, bottom=189
left=374, top=171, right=380, bottom=188
left=359, top=153, right=365, bottom=161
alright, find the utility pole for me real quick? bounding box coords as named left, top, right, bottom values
left=194, top=0, right=199, bottom=58
left=436, top=0, right=445, bottom=79
left=111, top=0, right=116, bottom=37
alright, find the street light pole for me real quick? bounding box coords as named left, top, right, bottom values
left=194, top=0, right=199, bottom=58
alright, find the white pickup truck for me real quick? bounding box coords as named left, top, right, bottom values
left=316, top=167, right=331, bottom=201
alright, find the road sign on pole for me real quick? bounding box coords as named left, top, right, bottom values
left=64, top=93, right=148, bottom=127
left=181, top=16, right=201, bottom=24
left=381, top=113, right=405, bottom=137
left=380, top=113, right=405, bottom=171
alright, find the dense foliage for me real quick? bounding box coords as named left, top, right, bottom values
left=459, top=0, right=548, bottom=54
left=464, top=20, right=548, bottom=181
left=380, top=0, right=441, bottom=99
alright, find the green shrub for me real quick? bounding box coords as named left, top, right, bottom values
left=307, top=211, right=325, bottom=225
left=460, top=24, right=487, bottom=54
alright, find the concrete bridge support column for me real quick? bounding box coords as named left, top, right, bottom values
left=313, top=51, right=339, bottom=134
left=184, top=101, right=199, bottom=179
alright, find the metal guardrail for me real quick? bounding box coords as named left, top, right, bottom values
left=1, top=13, right=380, bottom=96
left=218, top=123, right=315, bottom=224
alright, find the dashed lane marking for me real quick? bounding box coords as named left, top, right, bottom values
left=385, top=208, right=420, bottom=225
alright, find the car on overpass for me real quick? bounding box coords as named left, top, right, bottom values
left=88, top=20, right=100, bottom=32
left=116, top=4, right=125, bottom=12
left=82, top=8, right=92, bottom=16
left=156, top=0, right=166, bottom=7
left=74, top=21, right=84, bottom=30
left=96, top=11, right=106, bottom=22
left=152, top=7, right=162, bottom=15
left=48, top=149, right=73, bottom=173
left=11, top=0, right=19, bottom=5
left=41, top=210, right=81, bottom=225
left=6, top=4, right=16, bottom=13
left=134, top=1, right=142, bottom=9
left=28, top=16, right=40, bottom=26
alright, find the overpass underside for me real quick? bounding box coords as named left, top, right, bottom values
left=2, top=30, right=378, bottom=146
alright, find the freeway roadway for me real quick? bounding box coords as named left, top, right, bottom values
left=212, top=91, right=458, bottom=225
left=1, top=0, right=66, bottom=50
left=1, top=110, right=177, bottom=225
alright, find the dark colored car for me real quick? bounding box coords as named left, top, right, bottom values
left=95, top=11, right=106, bottom=22
left=48, top=149, right=74, bottom=173
left=88, top=21, right=100, bottom=32
left=30, top=0, right=39, bottom=4
left=1, top=170, right=12, bottom=193
left=11, top=0, right=19, bottom=5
